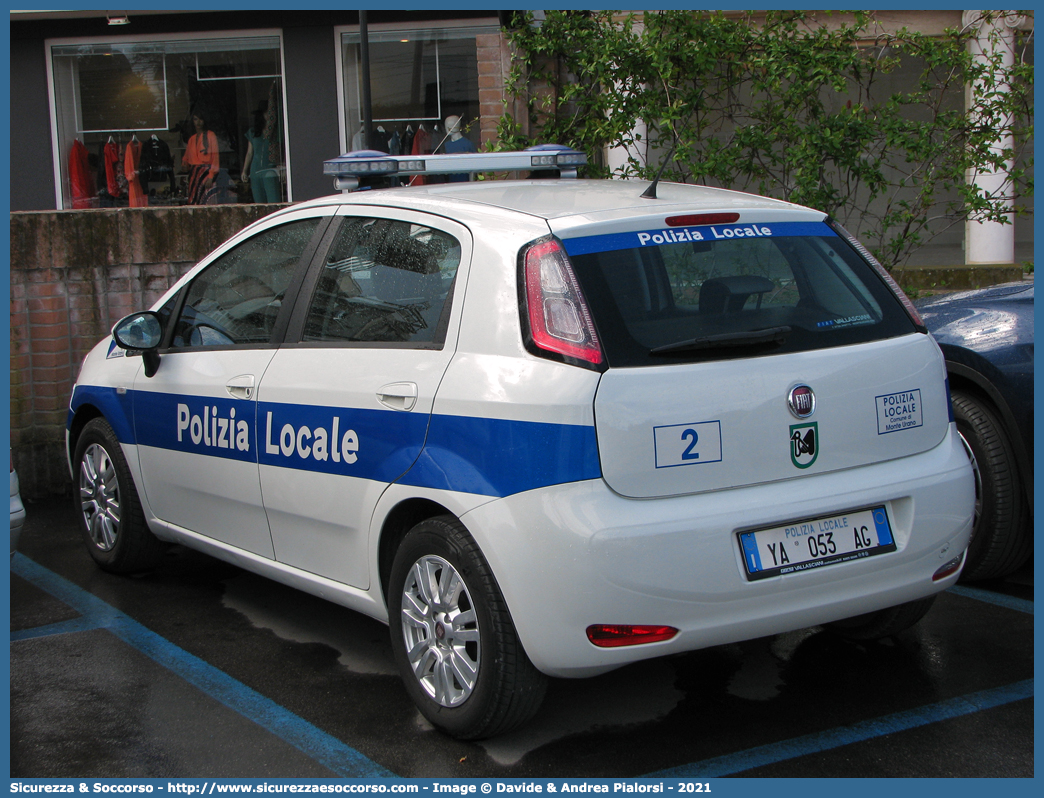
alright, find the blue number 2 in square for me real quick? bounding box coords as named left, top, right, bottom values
left=653, top=421, right=723, bottom=468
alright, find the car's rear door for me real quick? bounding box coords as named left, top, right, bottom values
left=254, top=208, right=472, bottom=588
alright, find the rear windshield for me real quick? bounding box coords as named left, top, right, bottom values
left=562, top=220, right=916, bottom=366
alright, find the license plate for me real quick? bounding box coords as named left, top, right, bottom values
left=739, top=506, right=896, bottom=581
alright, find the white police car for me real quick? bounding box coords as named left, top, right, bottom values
left=68, top=147, right=974, bottom=739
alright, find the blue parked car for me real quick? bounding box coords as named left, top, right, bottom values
left=917, top=282, right=1033, bottom=581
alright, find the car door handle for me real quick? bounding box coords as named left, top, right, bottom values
left=377, top=382, right=418, bottom=412
left=225, top=374, right=256, bottom=400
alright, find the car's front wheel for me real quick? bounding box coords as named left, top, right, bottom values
left=73, top=417, right=167, bottom=573
left=952, top=390, right=1031, bottom=581
left=388, top=516, right=547, bottom=739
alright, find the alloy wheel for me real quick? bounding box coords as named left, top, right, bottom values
left=80, top=443, right=121, bottom=551
left=400, top=554, right=481, bottom=707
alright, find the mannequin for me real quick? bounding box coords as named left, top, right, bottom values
left=442, top=115, right=475, bottom=182
left=241, top=101, right=281, bottom=203
left=184, top=110, right=220, bottom=205
left=442, top=115, right=475, bottom=154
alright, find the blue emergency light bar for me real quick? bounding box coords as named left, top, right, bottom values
left=323, top=144, right=587, bottom=191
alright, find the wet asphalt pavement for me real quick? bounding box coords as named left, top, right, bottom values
left=9, top=498, right=1034, bottom=778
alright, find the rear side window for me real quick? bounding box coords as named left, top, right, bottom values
left=302, top=217, right=461, bottom=346
left=563, top=221, right=915, bottom=366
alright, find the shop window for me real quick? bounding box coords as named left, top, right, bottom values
left=50, top=35, right=288, bottom=209
left=339, top=25, right=498, bottom=161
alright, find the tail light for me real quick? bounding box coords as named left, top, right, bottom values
left=587, top=624, right=679, bottom=648
left=521, top=237, right=605, bottom=369
left=827, top=219, right=926, bottom=332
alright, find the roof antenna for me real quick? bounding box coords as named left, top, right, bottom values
left=640, top=137, right=679, bottom=200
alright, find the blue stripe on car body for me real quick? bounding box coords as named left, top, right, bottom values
left=69, top=385, right=601, bottom=498
left=68, top=384, right=136, bottom=443
left=399, top=413, right=601, bottom=497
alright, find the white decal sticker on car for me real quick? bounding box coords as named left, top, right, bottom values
left=653, top=421, right=723, bottom=468
left=876, top=389, right=923, bottom=434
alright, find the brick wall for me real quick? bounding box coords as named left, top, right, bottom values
left=10, top=204, right=283, bottom=498
left=476, top=30, right=544, bottom=149
left=476, top=33, right=514, bottom=147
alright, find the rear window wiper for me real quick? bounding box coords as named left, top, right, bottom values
left=649, top=326, right=792, bottom=356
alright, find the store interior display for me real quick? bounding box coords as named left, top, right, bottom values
left=53, top=38, right=286, bottom=209
left=349, top=115, right=480, bottom=187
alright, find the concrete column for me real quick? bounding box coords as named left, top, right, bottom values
left=962, top=10, right=1026, bottom=265
left=605, top=16, right=648, bottom=176
left=605, top=118, right=648, bottom=175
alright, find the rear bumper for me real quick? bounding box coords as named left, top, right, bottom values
left=462, top=425, right=974, bottom=677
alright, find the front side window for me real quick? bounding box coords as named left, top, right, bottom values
left=303, top=217, right=461, bottom=346
left=50, top=35, right=287, bottom=209
left=172, top=218, right=321, bottom=348
left=563, top=221, right=915, bottom=366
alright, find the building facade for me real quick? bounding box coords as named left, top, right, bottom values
left=11, top=9, right=1031, bottom=267
left=7, top=8, right=1033, bottom=498
left=11, top=9, right=510, bottom=212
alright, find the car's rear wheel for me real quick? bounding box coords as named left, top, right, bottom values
left=952, top=390, right=1031, bottom=581
left=388, top=515, right=547, bottom=739
left=823, top=595, right=937, bottom=641
left=74, top=417, right=166, bottom=573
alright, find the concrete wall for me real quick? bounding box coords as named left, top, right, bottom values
left=10, top=204, right=284, bottom=498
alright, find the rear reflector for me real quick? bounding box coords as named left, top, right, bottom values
left=586, top=624, right=679, bottom=648
left=665, top=213, right=740, bottom=227
left=523, top=238, right=604, bottom=366
left=933, top=552, right=965, bottom=581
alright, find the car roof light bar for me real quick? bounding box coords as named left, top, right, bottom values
left=324, top=145, right=587, bottom=192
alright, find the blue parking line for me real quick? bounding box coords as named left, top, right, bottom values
left=10, top=553, right=395, bottom=779
left=948, top=584, right=1034, bottom=614
left=646, top=584, right=1034, bottom=778
left=644, top=679, right=1033, bottom=778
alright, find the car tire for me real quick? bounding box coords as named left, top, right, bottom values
left=388, top=515, right=548, bottom=739
left=952, top=390, right=1031, bottom=581
left=823, top=595, right=937, bottom=641
left=73, top=417, right=167, bottom=574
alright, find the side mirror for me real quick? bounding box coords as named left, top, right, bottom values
left=112, top=311, right=163, bottom=377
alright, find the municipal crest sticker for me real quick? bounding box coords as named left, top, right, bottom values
left=789, top=422, right=818, bottom=468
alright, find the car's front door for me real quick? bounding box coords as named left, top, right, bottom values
left=133, top=212, right=331, bottom=557
left=255, top=210, right=471, bottom=587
